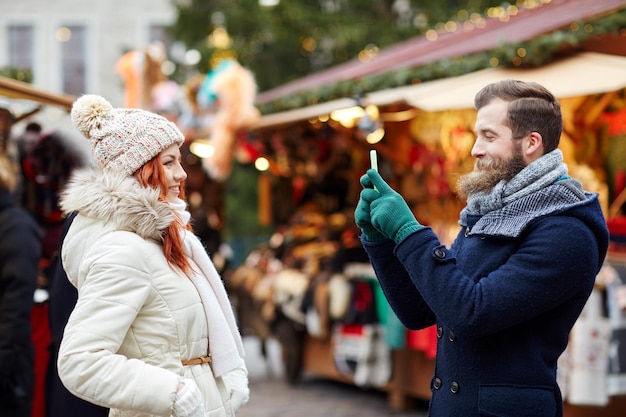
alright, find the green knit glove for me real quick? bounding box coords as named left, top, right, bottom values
left=355, top=183, right=385, bottom=242
left=365, top=169, right=422, bottom=243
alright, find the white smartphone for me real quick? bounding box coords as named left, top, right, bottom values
left=370, top=149, right=378, bottom=172
left=370, top=149, right=378, bottom=191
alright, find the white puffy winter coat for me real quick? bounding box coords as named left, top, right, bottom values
left=58, top=169, right=234, bottom=417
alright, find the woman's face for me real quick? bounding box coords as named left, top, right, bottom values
left=159, top=144, right=187, bottom=203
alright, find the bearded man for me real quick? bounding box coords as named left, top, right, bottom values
left=355, top=79, right=609, bottom=417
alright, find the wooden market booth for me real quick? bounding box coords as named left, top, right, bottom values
left=0, top=75, right=75, bottom=109
left=0, top=75, right=74, bottom=151
left=243, top=51, right=626, bottom=415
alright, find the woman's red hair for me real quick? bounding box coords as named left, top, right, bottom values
left=134, top=157, right=193, bottom=276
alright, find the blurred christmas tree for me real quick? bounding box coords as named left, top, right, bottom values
left=169, top=0, right=505, bottom=92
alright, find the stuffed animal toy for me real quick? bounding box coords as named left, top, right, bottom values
left=198, top=60, right=260, bottom=181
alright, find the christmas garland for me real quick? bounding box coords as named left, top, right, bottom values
left=258, top=9, right=626, bottom=115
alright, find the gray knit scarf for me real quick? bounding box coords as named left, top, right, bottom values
left=459, top=149, right=592, bottom=237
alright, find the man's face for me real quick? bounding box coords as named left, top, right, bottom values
left=457, top=98, right=527, bottom=199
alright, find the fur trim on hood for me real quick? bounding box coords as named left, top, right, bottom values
left=60, top=169, right=174, bottom=241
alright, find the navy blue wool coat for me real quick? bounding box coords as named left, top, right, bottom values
left=361, top=189, right=608, bottom=417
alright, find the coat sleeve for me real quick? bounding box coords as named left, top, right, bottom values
left=395, top=215, right=600, bottom=339
left=58, top=233, right=180, bottom=416
left=361, top=233, right=437, bottom=330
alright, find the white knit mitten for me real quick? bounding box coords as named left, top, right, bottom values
left=221, top=366, right=250, bottom=412
left=172, top=378, right=205, bottom=417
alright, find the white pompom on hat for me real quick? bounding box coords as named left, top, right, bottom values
left=71, top=94, right=185, bottom=175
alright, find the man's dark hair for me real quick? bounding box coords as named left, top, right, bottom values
left=474, top=79, right=563, bottom=153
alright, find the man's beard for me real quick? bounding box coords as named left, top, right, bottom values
left=457, top=147, right=527, bottom=201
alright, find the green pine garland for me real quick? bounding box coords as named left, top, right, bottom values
left=0, top=67, right=33, bottom=83
left=258, top=9, right=626, bottom=115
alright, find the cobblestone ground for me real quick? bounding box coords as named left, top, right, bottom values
left=239, top=337, right=429, bottom=417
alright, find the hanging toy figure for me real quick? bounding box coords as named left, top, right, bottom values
left=196, top=60, right=260, bottom=181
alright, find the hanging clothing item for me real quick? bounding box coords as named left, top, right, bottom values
left=605, top=254, right=626, bottom=396
left=566, top=288, right=611, bottom=406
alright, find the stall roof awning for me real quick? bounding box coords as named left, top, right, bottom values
left=256, top=0, right=626, bottom=105
left=0, top=76, right=76, bottom=111
left=401, top=52, right=626, bottom=112
left=252, top=52, right=626, bottom=129
left=253, top=97, right=357, bottom=129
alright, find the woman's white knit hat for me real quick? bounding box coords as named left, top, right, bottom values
left=71, top=94, right=184, bottom=175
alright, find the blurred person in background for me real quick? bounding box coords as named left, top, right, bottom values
left=0, top=152, right=41, bottom=417
left=44, top=211, right=109, bottom=417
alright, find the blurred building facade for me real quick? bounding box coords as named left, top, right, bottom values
left=0, top=0, right=177, bottom=130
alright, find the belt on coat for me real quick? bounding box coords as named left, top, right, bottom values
left=182, top=355, right=212, bottom=366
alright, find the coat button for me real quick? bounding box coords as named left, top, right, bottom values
left=432, top=377, right=442, bottom=390
left=451, top=381, right=459, bottom=394
left=437, top=326, right=443, bottom=338
left=448, top=331, right=456, bottom=342
left=434, top=248, right=446, bottom=259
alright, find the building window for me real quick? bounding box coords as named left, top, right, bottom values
left=149, top=25, right=172, bottom=52
left=59, top=25, right=87, bottom=96
left=8, top=25, right=34, bottom=71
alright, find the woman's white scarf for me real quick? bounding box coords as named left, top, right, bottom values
left=170, top=199, right=245, bottom=377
